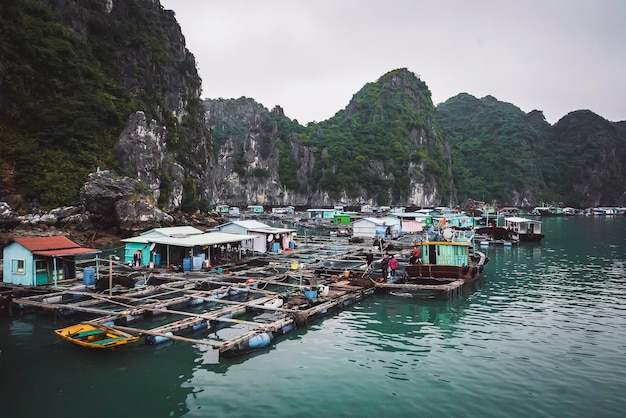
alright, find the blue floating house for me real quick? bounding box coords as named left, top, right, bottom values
left=2, top=236, right=100, bottom=286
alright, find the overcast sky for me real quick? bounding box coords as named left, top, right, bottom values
left=160, top=0, right=625, bottom=125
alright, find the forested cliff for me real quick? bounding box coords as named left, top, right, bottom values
left=1, top=0, right=624, bottom=219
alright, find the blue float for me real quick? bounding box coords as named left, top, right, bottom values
left=192, top=322, right=209, bottom=332
left=280, top=323, right=295, bottom=335
left=248, top=332, right=271, bottom=349
left=146, top=332, right=173, bottom=345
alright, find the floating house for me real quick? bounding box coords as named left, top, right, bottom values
left=121, top=226, right=205, bottom=266
left=247, top=205, right=264, bottom=214
left=333, top=212, right=359, bottom=225
left=215, top=205, right=230, bottom=214
left=504, top=216, right=544, bottom=242
left=390, top=207, right=406, bottom=214
left=122, top=226, right=255, bottom=270
left=389, top=212, right=432, bottom=233
left=142, top=231, right=256, bottom=270
left=213, top=220, right=296, bottom=253
left=352, top=217, right=401, bottom=239
left=431, top=213, right=475, bottom=229
left=271, top=206, right=295, bottom=215
left=2, top=236, right=100, bottom=286
left=306, top=208, right=337, bottom=219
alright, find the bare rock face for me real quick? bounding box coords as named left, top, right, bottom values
left=114, top=111, right=184, bottom=211
left=79, top=169, right=172, bottom=232
left=114, top=200, right=174, bottom=232
left=0, top=201, right=19, bottom=229
left=80, top=170, right=139, bottom=225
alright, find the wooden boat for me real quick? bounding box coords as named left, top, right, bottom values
left=380, top=228, right=488, bottom=298
left=55, top=323, right=139, bottom=349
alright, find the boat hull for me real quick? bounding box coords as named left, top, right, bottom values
left=516, top=233, right=545, bottom=242
left=55, top=323, right=139, bottom=349
left=404, top=263, right=483, bottom=281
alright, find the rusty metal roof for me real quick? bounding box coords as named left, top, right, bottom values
left=13, top=236, right=100, bottom=256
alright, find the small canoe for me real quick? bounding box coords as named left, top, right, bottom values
left=55, top=323, right=139, bottom=349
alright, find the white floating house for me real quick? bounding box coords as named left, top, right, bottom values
left=213, top=219, right=296, bottom=253
left=352, top=217, right=401, bottom=238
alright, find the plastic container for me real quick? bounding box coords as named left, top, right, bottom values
left=182, top=258, right=192, bottom=272
left=248, top=332, right=271, bottom=349
left=83, top=268, right=95, bottom=286
left=303, top=288, right=318, bottom=301
left=272, top=242, right=280, bottom=253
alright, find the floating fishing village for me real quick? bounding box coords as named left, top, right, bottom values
left=1, top=204, right=623, bottom=361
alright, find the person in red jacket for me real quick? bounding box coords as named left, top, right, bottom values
left=388, top=254, right=399, bottom=280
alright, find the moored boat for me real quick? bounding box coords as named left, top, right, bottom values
left=54, top=323, right=139, bottom=349
left=377, top=228, right=488, bottom=298
left=504, top=216, right=544, bottom=242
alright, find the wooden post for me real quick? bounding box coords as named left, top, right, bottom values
left=109, top=256, right=113, bottom=297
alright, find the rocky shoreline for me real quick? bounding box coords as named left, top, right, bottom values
left=0, top=170, right=224, bottom=250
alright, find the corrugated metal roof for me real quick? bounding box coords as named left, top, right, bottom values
left=33, top=248, right=101, bottom=256
left=141, top=226, right=204, bottom=237
left=123, top=226, right=206, bottom=243
left=146, top=232, right=256, bottom=247
left=13, top=236, right=100, bottom=256
left=218, top=220, right=295, bottom=234
left=14, top=236, right=81, bottom=251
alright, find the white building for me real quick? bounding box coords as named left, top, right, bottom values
left=352, top=216, right=401, bottom=238
left=213, top=220, right=296, bottom=254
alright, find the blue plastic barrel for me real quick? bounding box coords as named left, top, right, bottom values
left=303, top=288, right=318, bottom=301
left=182, top=257, right=192, bottom=272
left=272, top=242, right=280, bottom=253
left=154, top=253, right=161, bottom=265
left=248, top=332, right=271, bottom=349
left=83, top=267, right=95, bottom=286
left=146, top=332, right=173, bottom=345
left=289, top=241, right=295, bottom=249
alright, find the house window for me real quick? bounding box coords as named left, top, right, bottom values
left=12, top=259, right=25, bottom=274
left=35, top=260, right=47, bottom=273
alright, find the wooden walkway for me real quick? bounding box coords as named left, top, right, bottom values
left=14, top=273, right=373, bottom=358
left=9, top=238, right=475, bottom=360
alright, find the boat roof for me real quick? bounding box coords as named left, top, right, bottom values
left=505, top=216, right=540, bottom=223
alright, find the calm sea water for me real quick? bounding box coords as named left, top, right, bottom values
left=1, top=216, right=625, bottom=418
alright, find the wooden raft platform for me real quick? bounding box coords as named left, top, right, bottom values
left=13, top=271, right=374, bottom=359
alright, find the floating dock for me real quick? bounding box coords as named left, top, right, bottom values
left=8, top=238, right=478, bottom=361
left=10, top=240, right=379, bottom=360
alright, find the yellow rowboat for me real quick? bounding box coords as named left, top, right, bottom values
left=55, top=323, right=139, bottom=349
